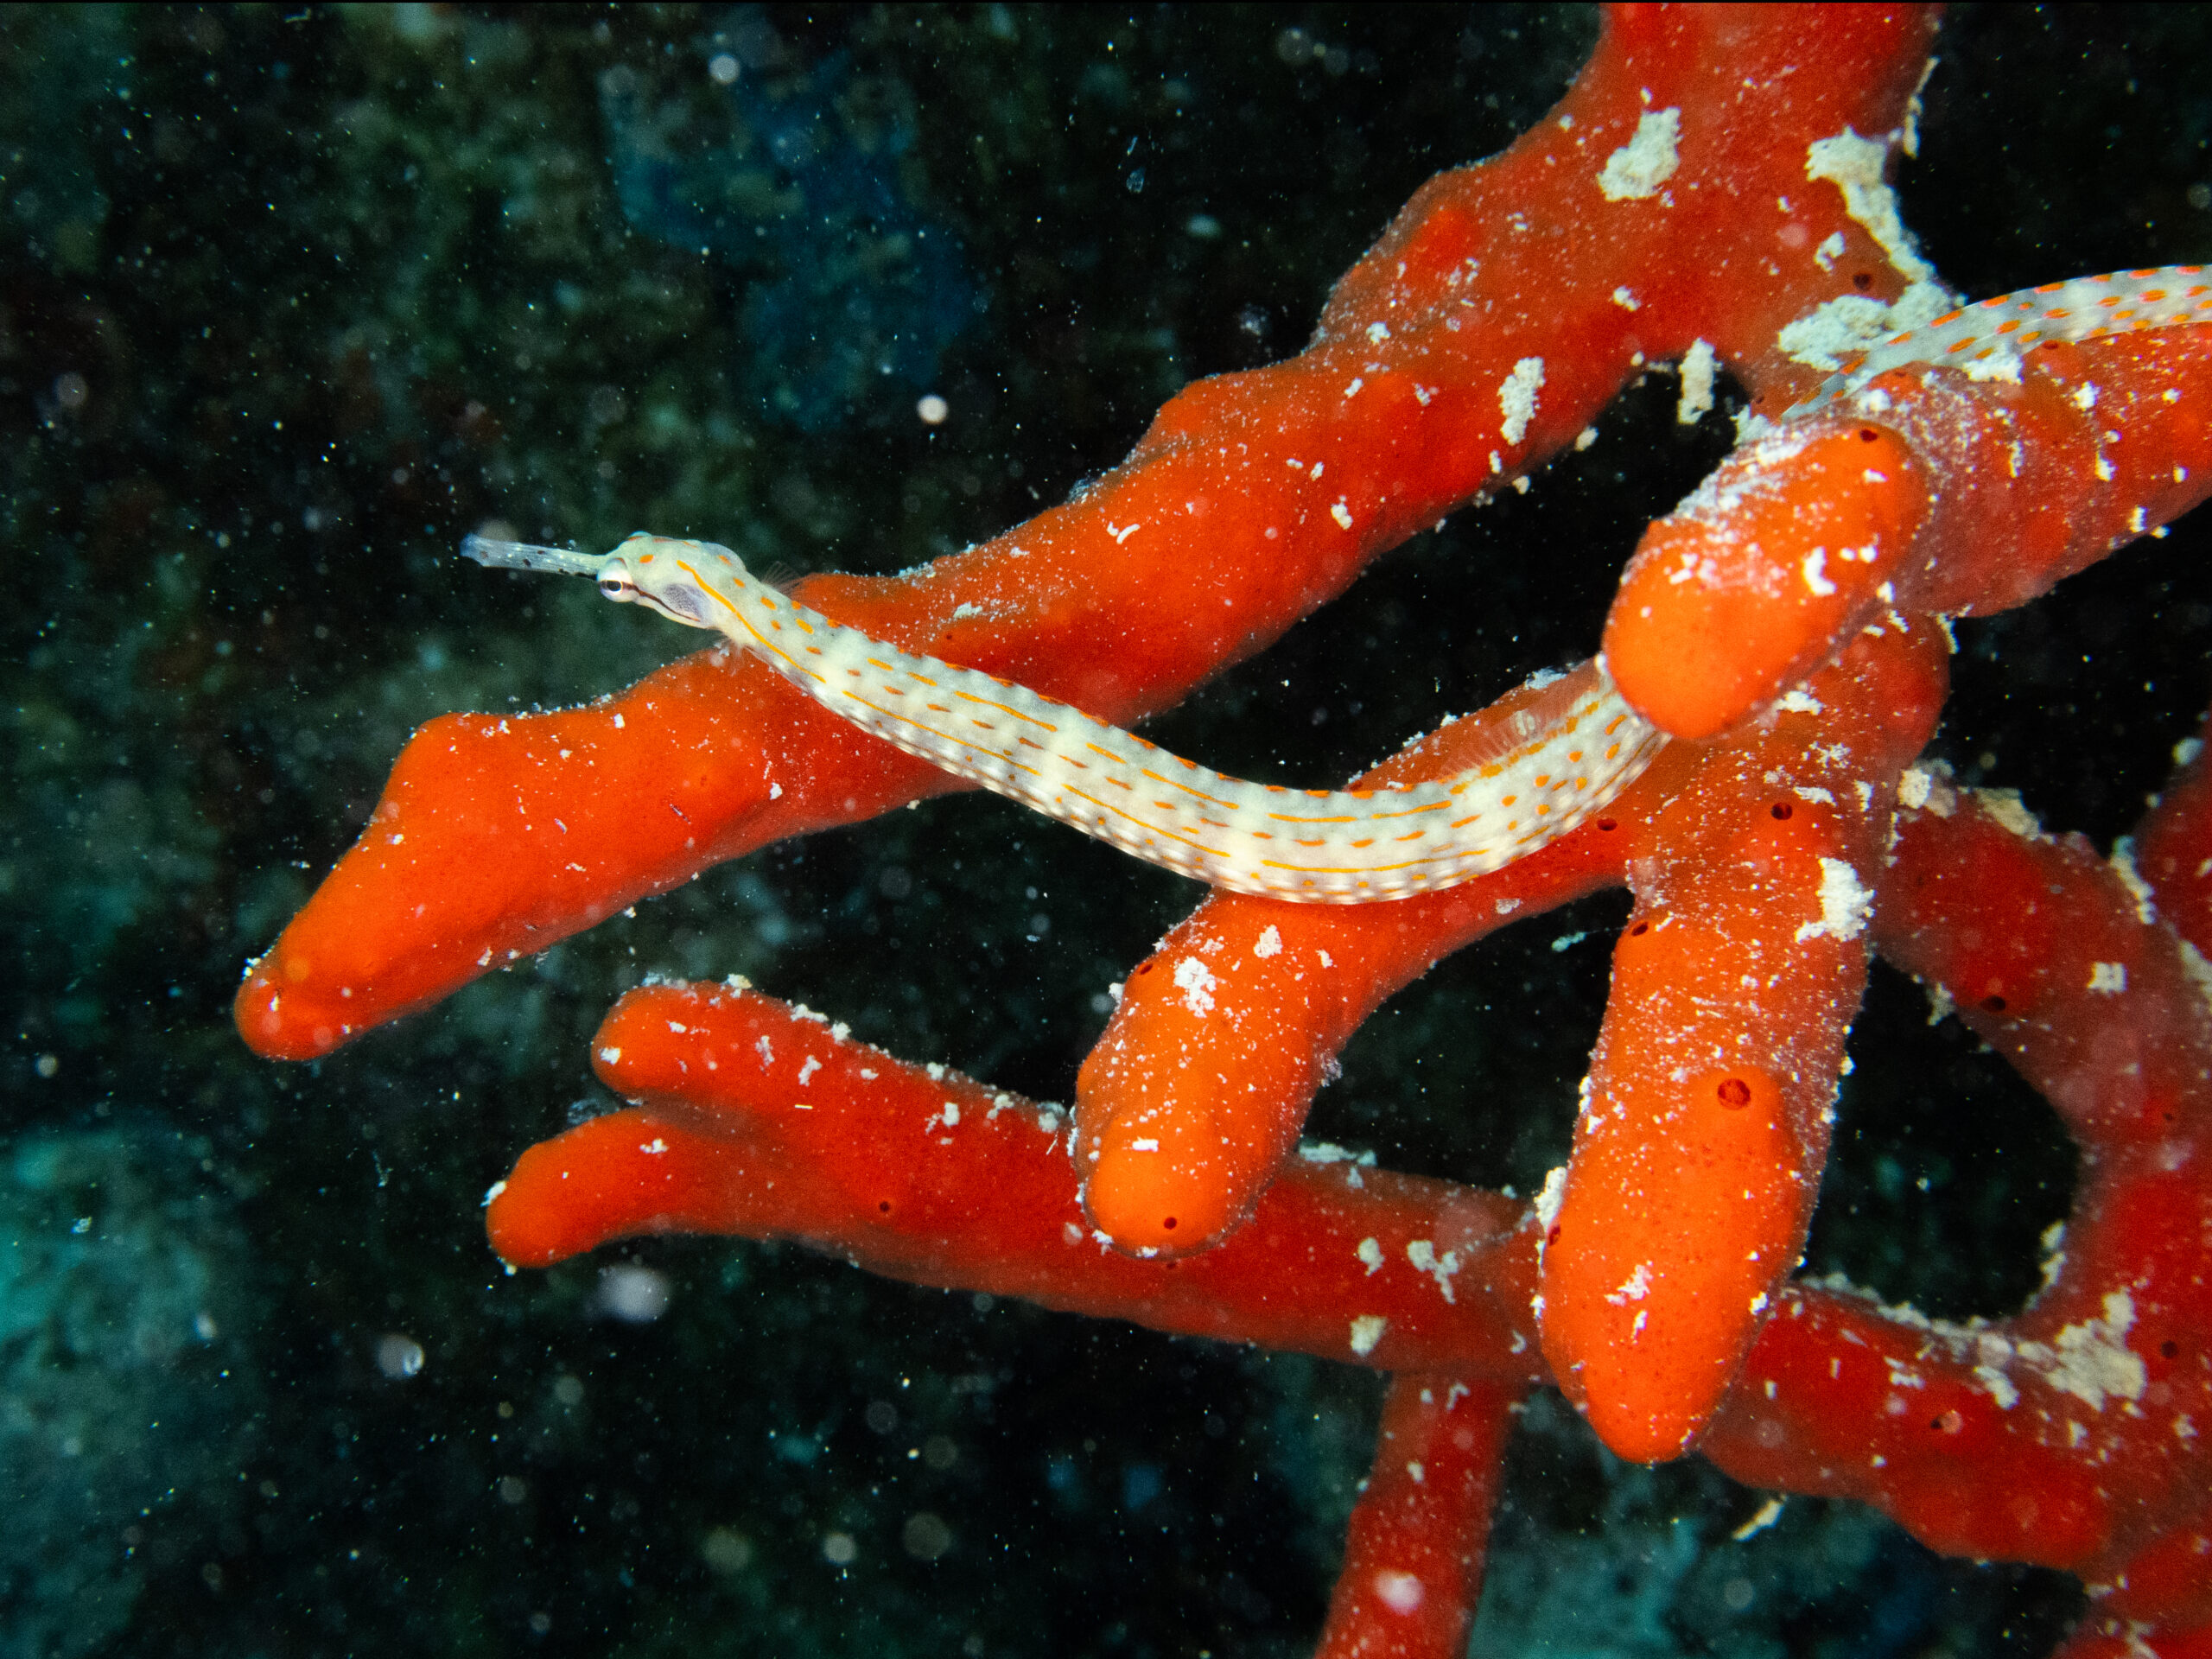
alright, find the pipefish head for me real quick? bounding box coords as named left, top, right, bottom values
left=593, top=532, right=749, bottom=631
left=461, top=529, right=751, bottom=631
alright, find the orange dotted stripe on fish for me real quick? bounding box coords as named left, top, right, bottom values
left=1786, top=265, right=2212, bottom=418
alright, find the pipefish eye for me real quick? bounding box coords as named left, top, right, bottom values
left=597, top=564, right=637, bottom=600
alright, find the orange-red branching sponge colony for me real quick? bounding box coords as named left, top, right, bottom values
left=238, top=3, right=1939, bottom=1058
left=238, top=1, right=1959, bottom=1459
left=235, top=5, right=2212, bottom=1649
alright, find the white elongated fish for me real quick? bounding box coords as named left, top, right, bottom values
left=463, top=531, right=1662, bottom=901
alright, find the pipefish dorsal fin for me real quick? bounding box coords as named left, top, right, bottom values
left=1433, top=664, right=1599, bottom=772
